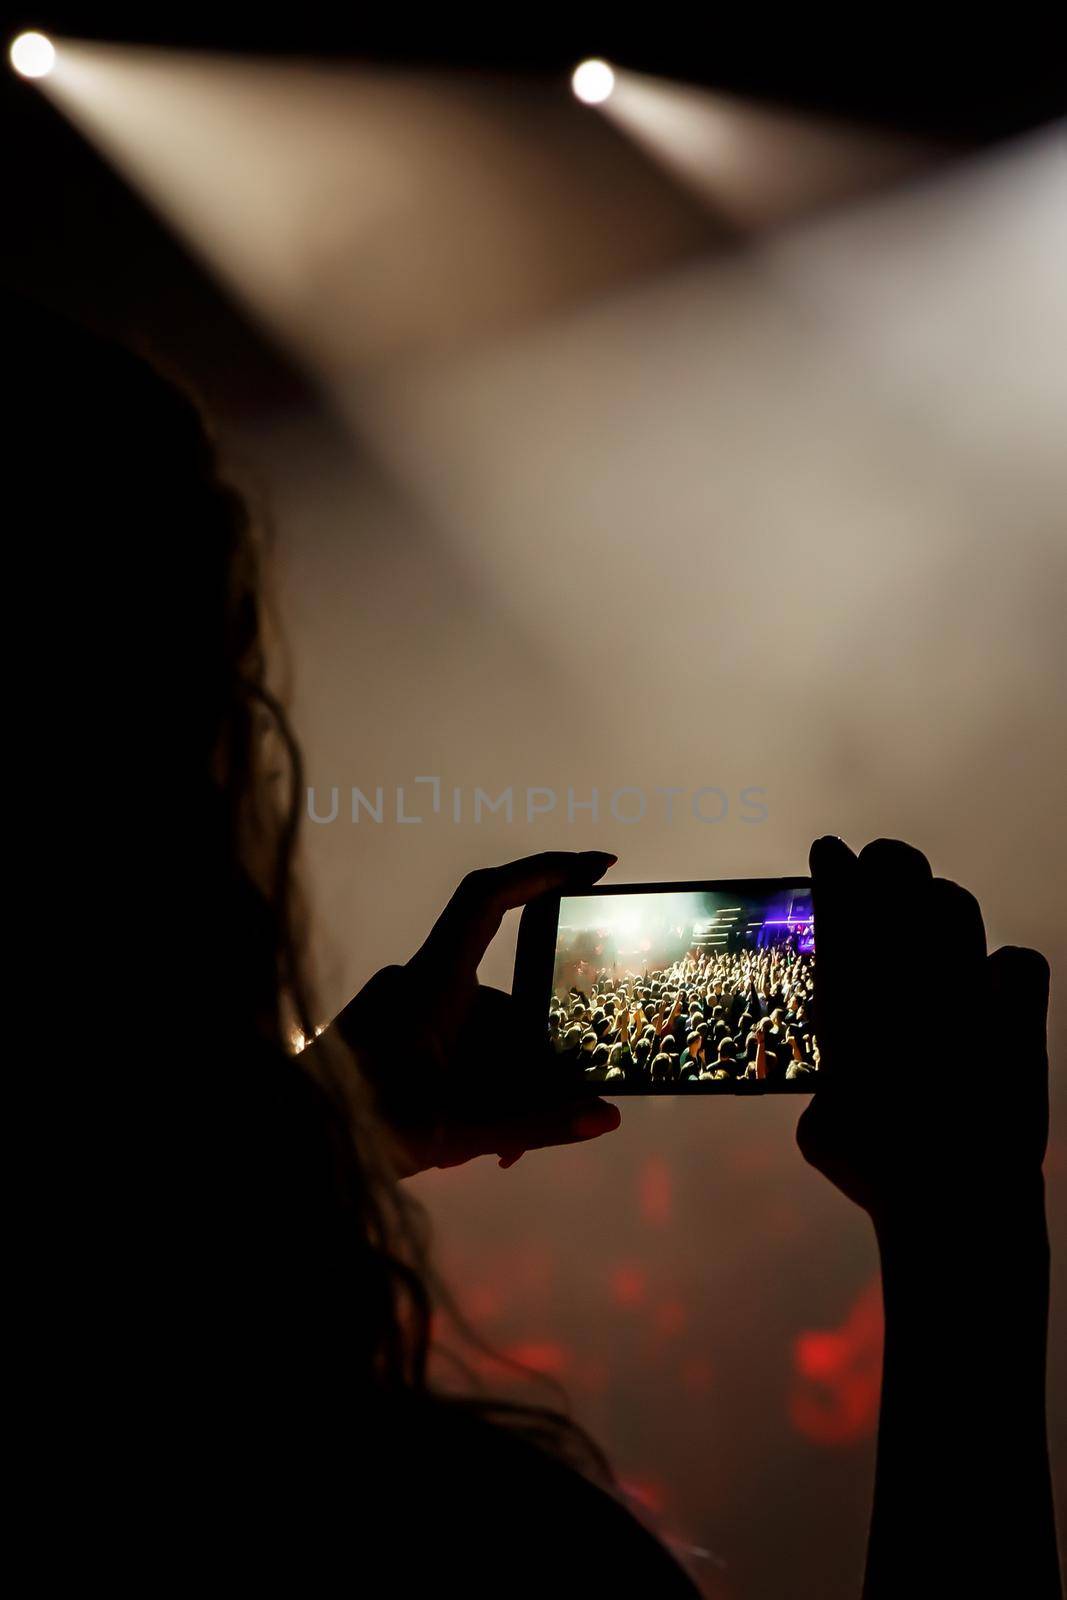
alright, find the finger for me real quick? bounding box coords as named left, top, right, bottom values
left=819, top=838, right=934, bottom=1088
left=412, top=851, right=618, bottom=977
left=856, top=837, right=933, bottom=887
left=496, top=1099, right=622, bottom=1158
left=809, top=836, right=857, bottom=945
left=444, top=1099, right=622, bottom=1169
left=854, top=840, right=933, bottom=963
left=905, top=877, right=984, bottom=1051
left=928, top=877, right=987, bottom=971
left=809, top=834, right=857, bottom=876
left=489, top=851, right=618, bottom=911
left=987, top=946, right=1051, bottom=1163
left=855, top=840, right=935, bottom=974
left=987, top=945, right=1050, bottom=1067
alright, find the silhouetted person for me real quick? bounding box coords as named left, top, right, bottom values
left=9, top=297, right=1059, bottom=1597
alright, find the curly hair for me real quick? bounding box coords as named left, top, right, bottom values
left=10, top=293, right=609, bottom=1479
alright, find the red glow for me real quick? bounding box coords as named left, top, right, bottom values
left=789, top=1278, right=883, bottom=1446
left=620, top=1476, right=666, bottom=1515
left=796, top=1330, right=846, bottom=1382
left=639, top=1157, right=673, bottom=1225
left=610, top=1262, right=647, bottom=1306
left=504, top=1340, right=571, bottom=1377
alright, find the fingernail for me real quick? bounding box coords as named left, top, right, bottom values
left=580, top=851, right=618, bottom=866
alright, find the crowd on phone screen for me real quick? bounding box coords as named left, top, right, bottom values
left=549, top=936, right=817, bottom=1088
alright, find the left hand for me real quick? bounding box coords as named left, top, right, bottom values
left=331, top=851, right=622, bottom=1176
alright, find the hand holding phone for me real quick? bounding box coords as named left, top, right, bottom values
left=797, top=835, right=1050, bottom=1219
left=329, top=851, right=622, bottom=1172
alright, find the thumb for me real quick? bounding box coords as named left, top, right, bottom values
left=467, top=1100, right=622, bottom=1170
left=412, top=852, right=617, bottom=981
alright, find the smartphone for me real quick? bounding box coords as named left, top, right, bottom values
left=514, top=877, right=816, bottom=1094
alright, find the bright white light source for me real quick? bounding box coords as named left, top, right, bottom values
left=10, top=31, right=55, bottom=79
left=572, top=59, right=614, bottom=106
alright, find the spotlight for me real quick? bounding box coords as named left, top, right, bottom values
left=9, top=31, right=55, bottom=79
left=571, top=59, right=615, bottom=106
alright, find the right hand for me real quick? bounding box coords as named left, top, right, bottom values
left=796, top=836, right=1051, bottom=1231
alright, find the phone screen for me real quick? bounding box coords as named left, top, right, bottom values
left=545, top=879, right=816, bottom=1093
